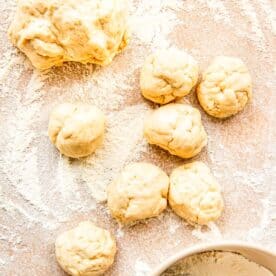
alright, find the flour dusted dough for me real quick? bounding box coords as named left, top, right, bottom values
left=48, top=103, right=105, bottom=158
left=55, top=221, right=116, bottom=276
left=140, top=49, right=199, bottom=104
left=197, top=56, right=252, bottom=118
left=169, top=162, right=224, bottom=225
left=8, top=0, right=129, bottom=70
left=144, top=104, right=207, bottom=159
left=107, top=162, right=169, bottom=224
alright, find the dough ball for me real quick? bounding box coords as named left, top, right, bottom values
left=144, top=104, right=207, bottom=159
left=169, top=162, right=224, bottom=225
left=9, top=0, right=129, bottom=70
left=55, top=221, right=116, bottom=276
left=197, top=56, right=252, bottom=118
left=48, top=103, right=105, bottom=158
left=107, top=162, right=169, bottom=224
left=140, top=49, right=199, bottom=104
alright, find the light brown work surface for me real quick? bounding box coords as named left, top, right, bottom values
left=0, top=1, right=275, bottom=275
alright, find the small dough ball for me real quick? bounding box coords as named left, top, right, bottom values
left=48, top=103, right=105, bottom=158
left=9, top=0, right=129, bottom=70
left=197, top=56, right=252, bottom=118
left=140, top=49, right=199, bottom=104
left=169, top=162, right=224, bottom=225
left=55, top=221, right=116, bottom=276
left=144, top=104, right=207, bottom=159
left=107, top=162, right=169, bottom=224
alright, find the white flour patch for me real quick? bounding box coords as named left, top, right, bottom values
left=134, top=258, right=151, bottom=276
left=238, top=0, right=267, bottom=50
left=200, top=0, right=232, bottom=25
left=255, top=0, right=276, bottom=35
left=247, top=193, right=276, bottom=249
left=192, top=222, right=222, bottom=241
left=129, top=0, right=180, bottom=48
left=79, top=104, right=149, bottom=201
left=115, top=227, right=125, bottom=239
left=168, top=221, right=180, bottom=234
left=0, top=0, right=275, bottom=275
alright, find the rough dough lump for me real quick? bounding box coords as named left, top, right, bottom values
left=55, top=221, right=116, bottom=276
left=140, top=49, right=199, bottom=104
left=107, top=162, right=169, bottom=224
left=48, top=103, right=105, bottom=158
left=169, top=162, right=224, bottom=225
left=144, top=104, right=207, bottom=158
left=9, top=0, right=129, bottom=70
left=197, top=56, right=252, bottom=118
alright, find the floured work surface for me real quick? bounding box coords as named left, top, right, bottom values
left=0, top=0, right=275, bottom=275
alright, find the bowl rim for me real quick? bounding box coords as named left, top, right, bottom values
left=151, top=240, right=276, bottom=276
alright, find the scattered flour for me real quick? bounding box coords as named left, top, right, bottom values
left=129, top=0, right=180, bottom=48
left=0, top=0, right=275, bottom=275
left=247, top=193, right=276, bottom=251
left=238, top=0, right=267, bottom=50
left=134, top=258, right=151, bottom=276
left=115, top=227, right=125, bottom=239
left=199, top=0, right=232, bottom=25
left=192, top=222, right=222, bottom=242
left=79, top=104, right=149, bottom=202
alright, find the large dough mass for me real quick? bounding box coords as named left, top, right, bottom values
left=9, top=0, right=129, bottom=69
